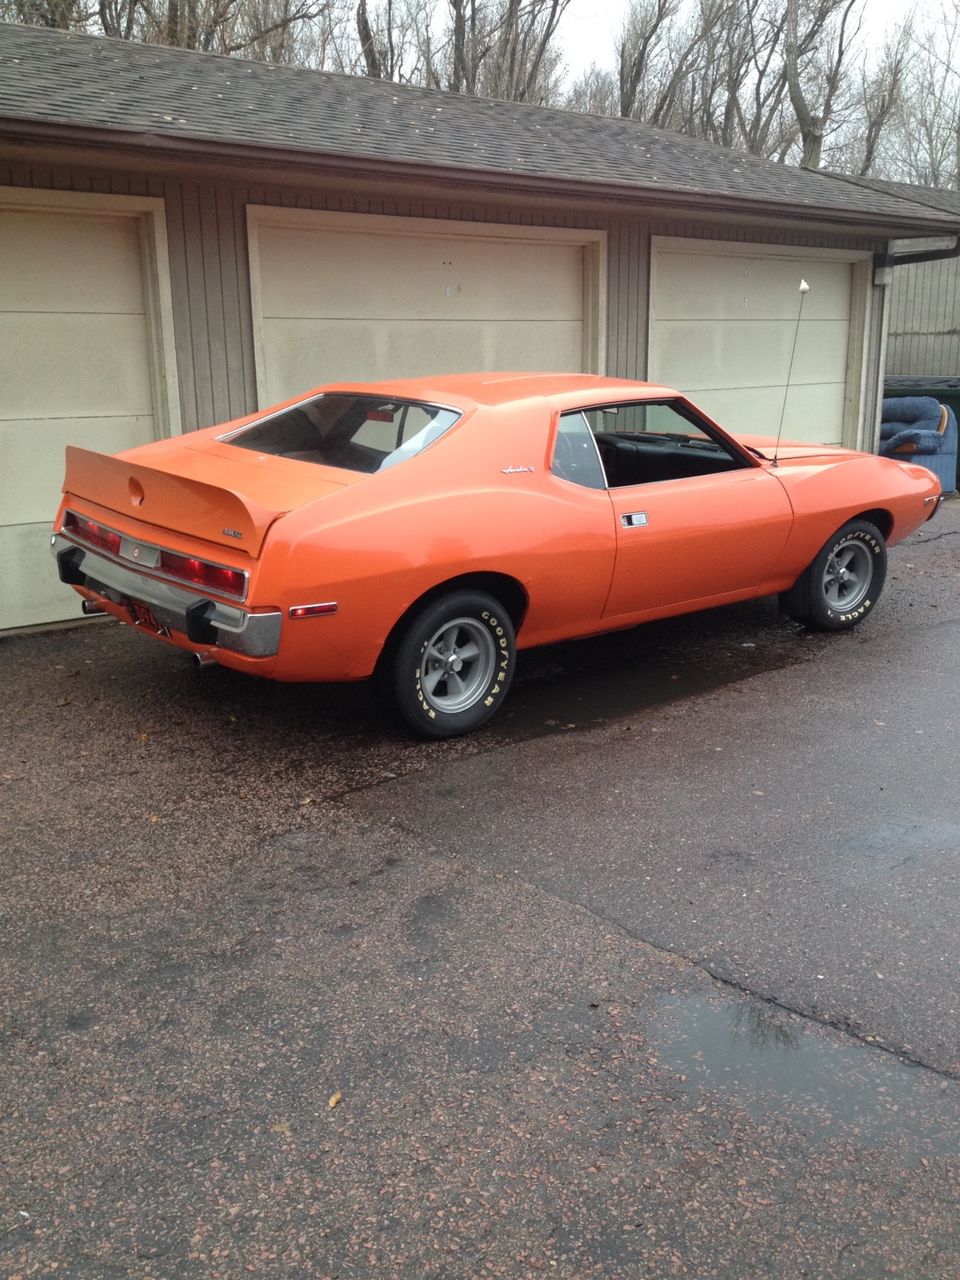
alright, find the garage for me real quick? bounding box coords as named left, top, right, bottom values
left=648, top=238, right=872, bottom=447
left=0, top=191, right=179, bottom=630
left=247, top=209, right=606, bottom=406
left=5, top=29, right=959, bottom=638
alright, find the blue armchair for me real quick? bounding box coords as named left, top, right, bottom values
left=879, top=396, right=958, bottom=493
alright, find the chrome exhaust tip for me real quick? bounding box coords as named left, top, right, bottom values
left=191, top=652, right=217, bottom=668
left=81, top=600, right=107, bottom=616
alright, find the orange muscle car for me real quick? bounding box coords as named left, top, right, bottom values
left=52, top=373, right=943, bottom=737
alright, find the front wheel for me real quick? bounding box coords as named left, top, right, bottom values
left=781, top=519, right=887, bottom=631
left=391, top=591, right=516, bottom=738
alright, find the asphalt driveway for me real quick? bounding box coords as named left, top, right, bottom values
left=2, top=501, right=959, bottom=1278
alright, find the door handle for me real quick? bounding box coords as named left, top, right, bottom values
left=621, top=512, right=648, bottom=528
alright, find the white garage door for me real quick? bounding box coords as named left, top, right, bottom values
left=0, top=195, right=176, bottom=630
left=249, top=209, right=604, bottom=406
left=650, top=238, right=868, bottom=446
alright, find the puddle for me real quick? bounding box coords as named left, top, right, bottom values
left=650, top=994, right=960, bottom=1155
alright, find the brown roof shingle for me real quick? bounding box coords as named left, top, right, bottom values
left=2, top=22, right=959, bottom=233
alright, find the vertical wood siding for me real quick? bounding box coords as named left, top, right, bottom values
left=886, top=258, right=960, bottom=376
left=1, top=158, right=881, bottom=432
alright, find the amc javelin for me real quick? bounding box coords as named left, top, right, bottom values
left=52, top=373, right=942, bottom=736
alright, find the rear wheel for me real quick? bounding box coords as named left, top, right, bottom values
left=391, top=591, right=515, bottom=738
left=781, top=519, right=887, bottom=631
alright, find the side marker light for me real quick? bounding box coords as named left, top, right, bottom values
left=289, top=602, right=338, bottom=619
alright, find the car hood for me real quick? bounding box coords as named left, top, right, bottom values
left=736, top=435, right=863, bottom=463
left=63, top=439, right=362, bottom=556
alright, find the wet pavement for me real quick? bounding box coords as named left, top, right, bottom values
left=2, top=501, right=959, bottom=1277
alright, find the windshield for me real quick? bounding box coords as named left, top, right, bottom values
left=223, top=395, right=461, bottom=474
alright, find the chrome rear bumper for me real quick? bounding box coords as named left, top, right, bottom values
left=52, top=535, right=281, bottom=658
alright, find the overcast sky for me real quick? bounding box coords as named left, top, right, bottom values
left=558, top=0, right=945, bottom=83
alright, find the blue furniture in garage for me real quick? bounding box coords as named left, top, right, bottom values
left=879, top=395, right=958, bottom=493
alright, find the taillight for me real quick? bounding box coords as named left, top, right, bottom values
left=159, top=551, right=245, bottom=598
left=63, top=511, right=122, bottom=556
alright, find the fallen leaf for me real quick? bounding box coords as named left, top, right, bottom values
left=328, top=1091, right=343, bottom=1109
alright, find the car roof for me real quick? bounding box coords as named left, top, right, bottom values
left=325, top=372, right=679, bottom=409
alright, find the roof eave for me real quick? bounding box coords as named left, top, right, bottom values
left=2, top=115, right=958, bottom=238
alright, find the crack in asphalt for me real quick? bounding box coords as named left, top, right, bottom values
left=908, top=526, right=960, bottom=546
left=507, top=873, right=960, bottom=1088
left=311, top=783, right=960, bottom=1090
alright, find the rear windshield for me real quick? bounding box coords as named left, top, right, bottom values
left=223, top=395, right=461, bottom=474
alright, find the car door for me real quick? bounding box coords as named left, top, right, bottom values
left=571, top=400, right=794, bottom=619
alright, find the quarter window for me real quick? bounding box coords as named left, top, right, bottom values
left=551, top=411, right=607, bottom=489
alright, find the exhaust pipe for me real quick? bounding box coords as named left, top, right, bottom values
left=191, top=652, right=217, bottom=668
left=81, top=600, right=106, bottom=616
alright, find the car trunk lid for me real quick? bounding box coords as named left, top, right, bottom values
left=62, top=443, right=360, bottom=556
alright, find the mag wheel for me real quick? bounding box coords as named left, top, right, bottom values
left=392, top=591, right=515, bottom=738
left=781, top=519, right=887, bottom=631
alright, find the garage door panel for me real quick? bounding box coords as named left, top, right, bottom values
left=696, top=383, right=845, bottom=445
left=655, top=319, right=849, bottom=390
left=258, top=227, right=583, bottom=322
left=651, top=240, right=858, bottom=444
left=261, top=318, right=583, bottom=405
left=0, top=211, right=145, bottom=314
left=0, top=313, right=154, bottom=420
left=0, top=523, right=84, bottom=630
left=1, top=415, right=156, bottom=527
left=655, top=251, right=852, bottom=322
left=1, top=198, right=165, bottom=631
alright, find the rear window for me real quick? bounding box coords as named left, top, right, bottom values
left=223, top=395, right=461, bottom=474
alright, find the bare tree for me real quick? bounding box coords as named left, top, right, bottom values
left=355, top=0, right=417, bottom=78
left=98, top=0, right=140, bottom=38
left=604, top=0, right=913, bottom=173
left=872, top=4, right=960, bottom=187
left=406, top=0, right=571, bottom=101
left=784, top=0, right=859, bottom=168
left=617, top=0, right=678, bottom=119
left=131, top=0, right=328, bottom=54
left=481, top=0, right=570, bottom=102
left=564, top=64, right=618, bottom=116
left=822, top=28, right=909, bottom=176
left=4, top=0, right=91, bottom=27
left=447, top=0, right=487, bottom=94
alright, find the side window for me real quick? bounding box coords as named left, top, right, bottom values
left=585, top=400, right=748, bottom=488
left=552, top=412, right=607, bottom=490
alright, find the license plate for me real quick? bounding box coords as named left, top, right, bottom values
left=126, top=601, right=165, bottom=633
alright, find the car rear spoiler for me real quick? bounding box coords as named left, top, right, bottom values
left=62, top=446, right=284, bottom=556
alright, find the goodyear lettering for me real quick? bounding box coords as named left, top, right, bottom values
left=833, top=533, right=879, bottom=555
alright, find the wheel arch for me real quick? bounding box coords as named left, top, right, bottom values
left=376, top=572, right=529, bottom=672
left=853, top=507, right=893, bottom=540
